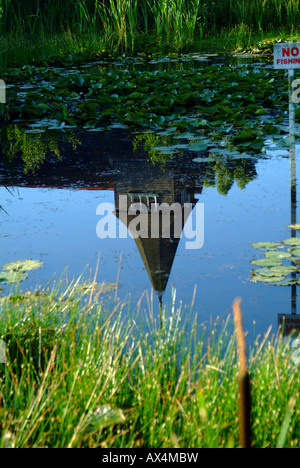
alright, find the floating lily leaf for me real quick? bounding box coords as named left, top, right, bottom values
left=0, top=271, right=29, bottom=284
left=152, top=144, right=187, bottom=154
left=275, top=279, right=299, bottom=286
left=283, top=238, right=300, bottom=246
left=290, top=248, right=300, bottom=257
left=286, top=224, right=300, bottom=230
left=174, top=132, right=197, bottom=140
left=188, top=141, right=208, bottom=152
left=251, top=258, right=282, bottom=267
left=72, top=281, right=118, bottom=296
left=268, top=265, right=299, bottom=275
left=252, top=267, right=284, bottom=277
left=250, top=275, right=286, bottom=284
left=251, top=242, right=284, bottom=251
left=193, top=157, right=215, bottom=163
left=2, top=259, right=44, bottom=272
left=233, top=130, right=258, bottom=142
left=277, top=137, right=291, bottom=147
left=264, top=251, right=292, bottom=260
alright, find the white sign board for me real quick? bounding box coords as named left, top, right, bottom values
left=274, top=42, right=300, bottom=69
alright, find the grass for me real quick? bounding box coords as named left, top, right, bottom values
left=1, top=0, right=300, bottom=67
left=0, top=279, right=299, bottom=448
left=2, top=27, right=300, bottom=69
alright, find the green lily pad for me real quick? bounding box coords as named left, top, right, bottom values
left=72, top=281, right=119, bottom=296
left=269, top=265, right=299, bottom=274
left=252, top=267, right=284, bottom=277
left=251, top=242, right=284, bottom=251
left=2, top=259, right=44, bottom=272
left=250, top=275, right=286, bottom=284
left=251, top=258, right=282, bottom=267
left=264, top=251, right=292, bottom=260
left=188, top=140, right=208, bottom=152
left=290, top=248, right=300, bottom=257
left=0, top=270, right=29, bottom=284
left=283, top=238, right=300, bottom=246
left=233, top=130, right=258, bottom=142
left=174, top=132, right=197, bottom=140
left=193, top=157, right=215, bottom=163
left=276, top=278, right=299, bottom=286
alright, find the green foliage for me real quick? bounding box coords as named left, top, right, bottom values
left=2, top=63, right=289, bottom=152
left=1, top=0, right=300, bottom=57
left=0, top=125, right=80, bottom=173
left=0, top=281, right=299, bottom=447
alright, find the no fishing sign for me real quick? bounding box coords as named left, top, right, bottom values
left=274, top=42, right=300, bottom=69
left=274, top=42, right=300, bottom=137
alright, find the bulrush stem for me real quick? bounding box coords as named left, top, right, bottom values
left=233, top=298, right=252, bottom=449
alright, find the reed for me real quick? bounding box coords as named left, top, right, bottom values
left=0, top=279, right=299, bottom=448
left=1, top=0, right=300, bottom=54
left=284, top=0, right=300, bottom=30
left=101, top=0, right=139, bottom=52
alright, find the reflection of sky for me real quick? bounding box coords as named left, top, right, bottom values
left=0, top=153, right=299, bottom=337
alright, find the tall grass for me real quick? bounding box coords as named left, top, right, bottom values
left=149, top=0, right=201, bottom=48
left=284, top=0, right=300, bottom=30
left=0, top=280, right=299, bottom=448
left=1, top=0, right=300, bottom=55
left=101, top=0, right=139, bottom=52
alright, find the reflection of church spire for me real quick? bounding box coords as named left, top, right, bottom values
left=113, top=159, right=205, bottom=303
left=114, top=194, right=188, bottom=301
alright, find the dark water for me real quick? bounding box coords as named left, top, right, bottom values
left=0, top=124, right=299, bottom=338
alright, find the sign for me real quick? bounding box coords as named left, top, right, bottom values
left=274, top=42, right=300, bottom=69
left=278, top=314, right=300, bottom=335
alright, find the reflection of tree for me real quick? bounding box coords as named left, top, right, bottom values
left=132, top=132, right=177, bottom=164
left=0, top=125, right=80, bottom=174
left=205, top=159, right=257, bottom=195
left=133, top=132, right=258, bottom=195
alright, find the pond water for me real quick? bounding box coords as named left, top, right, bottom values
left=1, top=53, right=300, bottom=338
left=0, top=124, right=299, bottom=338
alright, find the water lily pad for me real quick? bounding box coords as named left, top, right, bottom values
left=251, top=242, right=284, bottom=251
left=188, top=141, right=208, bottom=152
left=268, top=265, right=299, bottom=276
left=251, top=258, right=282, bottom=267
left=290, top=248, right=300, bottom=257
left=0, top=271, right=29, bottom=284
left=275, top=278, right=299, bottom=286
left=174, top=132, right=197, bottom=140
left=2, top=260, right=44, bottom=272
left=264, top=251, right=291, bottom=260
left=286, top=224, right=300, bottom=230
left=250, top=275, right=286, bottom=283
left=252, top=267, right=283, bottom=277
left=193, top=157, right=215, bottom=163
left=283, top=238, right=300, bottom=246
left=72, top=281, right=118, bottom=295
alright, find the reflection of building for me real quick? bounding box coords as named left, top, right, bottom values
left=0, top=128, right=205, bottom=303
left=113, top=159, right=204, bottom=304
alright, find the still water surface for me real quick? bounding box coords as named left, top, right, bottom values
left=0, top=127, right=299, bottom=337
